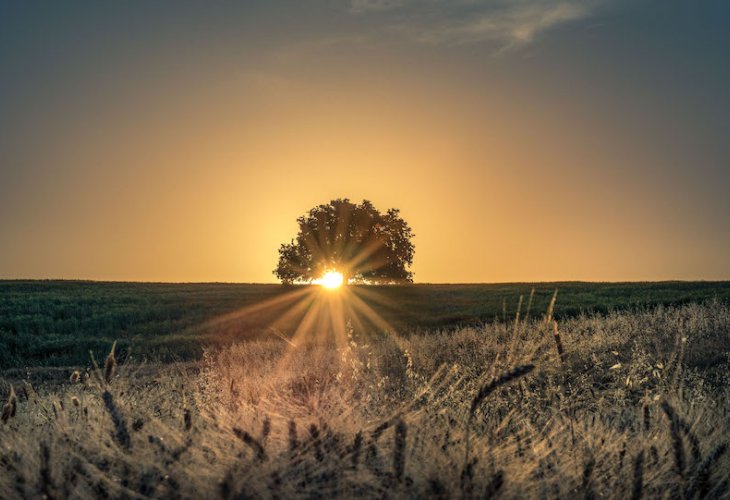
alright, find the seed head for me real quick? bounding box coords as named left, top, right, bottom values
left=104, top=341, right=117, bottom=384
left=1, top=385, right=17, bottom=424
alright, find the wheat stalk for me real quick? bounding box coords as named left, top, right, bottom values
left=630, top=450, right=645, bottom=500
left=39, top=442, right=55, bottom=499
left=484, top=469, right=504, bottom=498
left=232, top=427, right=266, bottom=461
left=288, top=420, right=298, bottom=452
left=102, top=390, right=131, bottom=450
left=261, top=415, right=271, bottom=440
left=661, top=401, right=686, bottom=478
left=104, top=341, right=117, bottom=384
left=686, top=442, right=728, bottom=499
left=552, top=320, right=565, bottom=365
left=1, top=384, right=17, bottom=424
left=352, top=431, right=363, bottom=469
left=393, top=418, right=407, bottom=482
left=470, top=365, right=536, bottom=416
left=466, top=364, right=535, bottom=469
left=183, top=408, right=192, bottom=431
left=545, top=289, right=558, bottom=324
left=524, top=287, right=535, bottom=325
left=309, top=424, right=324, bottom=462
left=581, top=453, right=596, bottom=500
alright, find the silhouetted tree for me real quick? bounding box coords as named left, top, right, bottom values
left=274, top=199, right=415, bottom=285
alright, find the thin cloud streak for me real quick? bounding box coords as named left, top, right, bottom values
left=351, top=0, right=409, bottom=12
left=350, top=0, right=607, bottom=49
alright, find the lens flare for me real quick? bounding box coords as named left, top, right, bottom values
left=320, top=271, right=344, bottom=289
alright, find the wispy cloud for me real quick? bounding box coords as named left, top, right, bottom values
left=351, top=0, right=409, bottom=12
left=350, top=0, right=606, bottom=49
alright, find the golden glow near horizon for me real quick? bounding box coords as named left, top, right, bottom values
left=316, top=271, right=345, bottom=289
left=201, top=282, right=401, bottom=375
left=1, top=3, right=729, bottom=283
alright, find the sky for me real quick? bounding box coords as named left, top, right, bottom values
left=1, top=0, right=729, bottom=283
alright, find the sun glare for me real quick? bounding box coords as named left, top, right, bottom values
left=320, top=271, right=344, bottom=289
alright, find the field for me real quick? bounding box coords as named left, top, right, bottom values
left=1, top=295, right=729, bottom=498
left=2, top=280, right=730, bottom=369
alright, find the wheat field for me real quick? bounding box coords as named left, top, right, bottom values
left=1, top=300, right=729, bottom=499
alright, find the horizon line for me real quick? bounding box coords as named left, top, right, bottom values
left=2, top=278, right=730, bottom=286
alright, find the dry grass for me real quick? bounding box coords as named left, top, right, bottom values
left=1, top=300, right=729, bottom=498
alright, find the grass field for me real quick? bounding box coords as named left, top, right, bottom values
left=2, top=280, right=730, bottom=369
left=0, top=300, right=728, bottom=498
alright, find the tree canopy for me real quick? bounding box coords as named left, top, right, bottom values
left=273, top=199, right=415, bottom=285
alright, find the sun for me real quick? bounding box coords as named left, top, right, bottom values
left=319, top=271, right=344, bottom=289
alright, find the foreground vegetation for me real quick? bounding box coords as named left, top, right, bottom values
left=1, top=300, right=729, bottom=498
left=2, top=280, right=730, bottom=368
